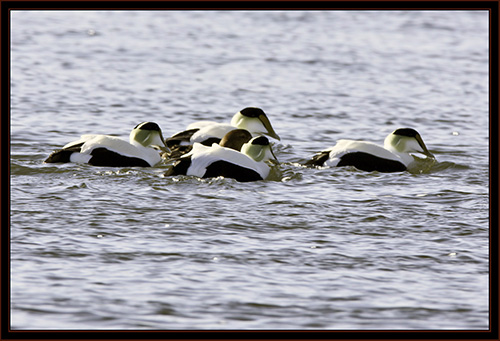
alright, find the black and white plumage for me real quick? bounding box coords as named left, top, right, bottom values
left=44, top=122, right=166, bottom=167
left=165, top=107, right=281, bottom=150
left=304, top=128, right=434, bottom=172
left=162, top=128, right=253, bottom=160
left=166, top=133, right=277, bottom=182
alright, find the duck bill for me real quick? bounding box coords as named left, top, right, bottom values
left=153, top=132, right=170, bottom=152
left=259, top=114, right=281, bottom=141
left=159, top=132, right=167, bottom=147
left=271, top=147, right=278, bottom=163
left=155, top=133, right=168, bottom=148
left=266, top=145, right=279, bottom=165
left=416, top=134, right=434, bottom=158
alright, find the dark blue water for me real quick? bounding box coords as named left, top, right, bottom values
left=10, top=10, right=489, bottom=330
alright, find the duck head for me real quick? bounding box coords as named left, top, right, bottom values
left=240, top=135, right=278, bottom=163
left=219, top=129, right=253, bottom=151
left=230, top=107, right=281, bottom=141
left=130, top=122, right=167, bottom=149
left=384, top=128, right=434, bottom=158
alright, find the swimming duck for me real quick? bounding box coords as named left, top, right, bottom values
left=165, top=133, right=277, bottom=182
left=44, top=122, right=166, bottom=167
left=163, top=128, right=253, bottom=160
left=304, top=128, right=434, bottom=172
left=165, top=107, right=281, bottom=149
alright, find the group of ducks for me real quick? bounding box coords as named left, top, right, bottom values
left=44, top=107, right=436, bottom=182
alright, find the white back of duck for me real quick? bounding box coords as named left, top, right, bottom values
left=186, top=120, right=219, bottom=130
left=324, top=139, right=404, bottom=167
left=185, top=143, right=267, bottom=178
left=78, top=135, right=142, bottom=158
left=190, top=124, right=235, bottom=144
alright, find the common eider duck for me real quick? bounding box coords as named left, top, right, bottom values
left=304, top=128, right=434, bottom=172
left=165, top=107, right=281, bottom=149
left=165, top=133, right=277, bottom=182
left=44, top=122, right=166, bottom=167
left=163, top=128, right=253, bottom=160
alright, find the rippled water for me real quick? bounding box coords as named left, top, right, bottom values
left=10, top=10, right=489, bottom=330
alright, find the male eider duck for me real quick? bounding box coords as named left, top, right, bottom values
left=304, top=128, right=434, bottom=172
left=45, top=122, right=166, bottom=167
left=165, top=133, right=277, bottom=182
left=165, top=107, right=281, bottom=149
